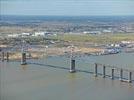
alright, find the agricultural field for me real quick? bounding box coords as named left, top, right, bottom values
left=51, top=33, right=134, bottom=44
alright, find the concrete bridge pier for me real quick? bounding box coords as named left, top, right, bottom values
left=111, top=68, right=114, bottom=80
left=128, top=72, right=132, bottom=83
left=6, top=52, right=9, bottom=62
left=103, top=65, right=106, bottom=78
left=21, top=52, right=27, bottom=65
left=2, top=52, right=4, bottom=62
left=69, top=59, right=76, bottom=73
left=95, top=63, right=98, bottom=77
left=119, top=69, right=123, bottom=81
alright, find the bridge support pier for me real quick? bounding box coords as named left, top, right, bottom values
left=111, top=68, right=114, bottom=80
left=2, top=52, right=4, bottom=62
left=21, top=52, right=27, bottom=65
left=6, top=52, right=9, bottom=62
left=95, top=63, right=98, bottom=77
left=69, top=59, right=75, bottom=73
left=128, top=72, right=132, bottom=83
left=119, top=69, right=123, bottom=81
left=103, top=65, right=106, bottom=78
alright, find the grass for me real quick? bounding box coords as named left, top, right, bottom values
left=50, top=33, right=134, bottom=44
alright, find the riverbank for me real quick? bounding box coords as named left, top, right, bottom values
left=0, top=47, right=103, bottom=60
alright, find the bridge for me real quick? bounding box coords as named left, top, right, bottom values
left=0, top=39, right=134, bottom=84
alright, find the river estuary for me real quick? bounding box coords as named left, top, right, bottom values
left=0, top=53, right=134, bottom=100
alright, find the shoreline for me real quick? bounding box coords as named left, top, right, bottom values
left=0, top=47, right=103, bottom=60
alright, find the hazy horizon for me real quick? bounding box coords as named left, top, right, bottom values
left=1, top=0, right=134, bottom=16
left=1, top=14, right=133, bottom=17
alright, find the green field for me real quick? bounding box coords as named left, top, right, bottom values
left=51, top=34, right=134, bottom=44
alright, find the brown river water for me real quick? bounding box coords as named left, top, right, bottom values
left=0, top=53, right=134, bottom=100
